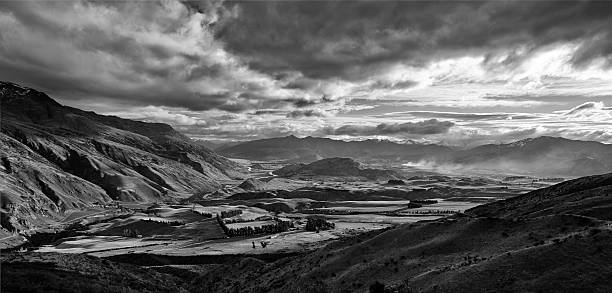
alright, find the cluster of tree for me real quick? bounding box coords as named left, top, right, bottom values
left=410, top=199, right=438, bottom=205
left=224, top=215, right=273, bottom=224
left=141, top=218, right=184, bottom=226
left=301, top=208, right=360, bottom=215
left=217, top=215, right=294, bottom=237
left=405, top=202, right=423, bottom=209
left=192, top=210, right=213, bottom=218
left=400, top=209, right=457, bottom=215
left=296, top=201, right=328, bottom=211
left=305, top=216, right=335, bottom=232
left=220, top=209, right=243, bottom=218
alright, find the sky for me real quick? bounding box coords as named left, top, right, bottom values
left=1, top=0, right=611, bottom=146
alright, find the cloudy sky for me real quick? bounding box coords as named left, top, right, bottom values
left=1, top=0, right=611, bottom=146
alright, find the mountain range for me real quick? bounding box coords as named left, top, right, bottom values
left=218, top=135, right=612, bottom=176
left=0, top=81, right=239, bottom=232
left=217, top=135, right=452, bottom=163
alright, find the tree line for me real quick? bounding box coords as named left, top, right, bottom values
left=220, top=209, right=243, bottom=218
left=305, top=216, right=335, bottom=232
left=217, top=214, right=295, bottom=237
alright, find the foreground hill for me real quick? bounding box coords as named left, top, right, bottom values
left=273, top=157, right=402, bottom=180
left=0, top=81, right=239, bottom=232
left=218, top=135, right=612, bottom=176
left=192, top=173, right=612, bottom=292
left=0, top=253, right=189, bottom=293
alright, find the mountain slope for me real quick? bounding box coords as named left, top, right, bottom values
left=0, top=81, right=239, bottom=232
left=191, top=173, right=612, bottom=292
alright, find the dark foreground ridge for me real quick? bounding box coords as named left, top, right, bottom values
left=2, top=173, right=612, bottom=293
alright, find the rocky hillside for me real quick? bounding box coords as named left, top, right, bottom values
left=0, top=81, right=239, bottom=232
left=192, top=173, right=612, bottom=292
left=273, top=157, right=402, bottom=180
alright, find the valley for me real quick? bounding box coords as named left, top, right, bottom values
left=2, top=82, right=611, bottom=293
left=10, top=158, right=548, bottom=261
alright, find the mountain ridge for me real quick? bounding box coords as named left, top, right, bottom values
left=0, top=81, right=240, bottom=233
left=218, top=135, right=612, bottom=176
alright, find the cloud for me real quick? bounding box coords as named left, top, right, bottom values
left=1, top=1, right=612, bottom=145
left=286, top=109, right=328, bottom=118
left=322, top=119, right=454, bottom=136
left=0, top=0, right=318, bottom=112
left=388, top=111, right=536, bottom=121
left=217, top=1, right=612, bottom=81
left=105, top=106, right=206, bottom=126
left=562, top=101, right=612, bottom=121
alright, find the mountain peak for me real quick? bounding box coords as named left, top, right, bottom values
left=1, top=81, right=62, bottom=106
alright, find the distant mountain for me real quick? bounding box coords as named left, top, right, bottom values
left=0, top=81, right=239, bottom=232
left=217, top=135, right=452, bottom=162
left=191, top=173, right=612, bottom=292
left=219, top=135, right=612, bottom=177
left=444, top=136, right=612, bottom=176
left=195, top=140, right=241, bottom=151
left=274, top=157, right=402, bottom=180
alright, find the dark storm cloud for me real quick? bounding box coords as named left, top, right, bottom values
left=323, top=119, right=454, bottom=136
left=219, top=0, right=612, bottom=80
left=285, top=98, right=318, bottom=108
left=0, top=0, right=301, bottom=113
left=286, top=109, right=326, bottom=118
left=283, top=96, right=333, bottom=108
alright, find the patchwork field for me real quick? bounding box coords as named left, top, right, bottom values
left=18, top=161, right=549, bottom=262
